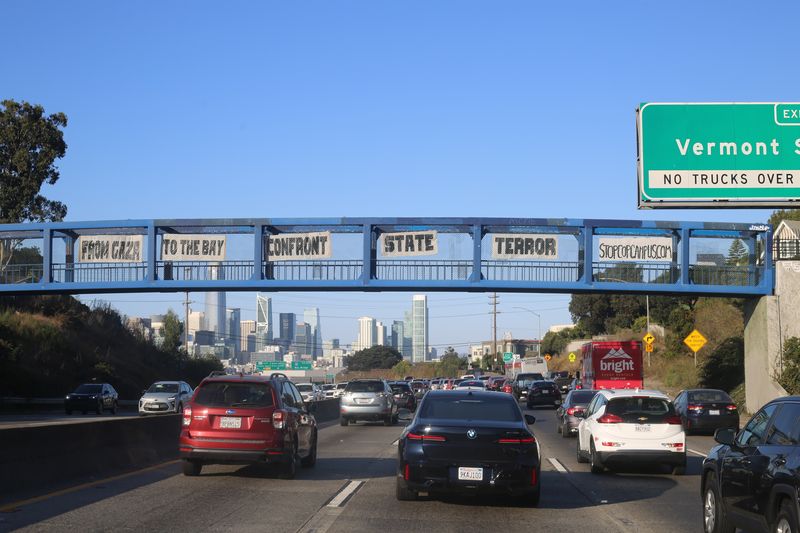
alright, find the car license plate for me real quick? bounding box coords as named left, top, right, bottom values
left=220, top=416, right=242, bottom=429
left=709, top=409, right=720, bottom=415
left=634, top=424, right=651, bottom=432
left=542, top=390, right=549, bottom=394
left=458, top=467, right=483, bottom=481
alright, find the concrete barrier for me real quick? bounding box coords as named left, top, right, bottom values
left=0, top=399, right=341, bottom=502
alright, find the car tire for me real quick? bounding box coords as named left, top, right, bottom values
left=340, top=417, right=349, bottom=427
left=395, top=477, right=417, bottom=501
left=301, top=433, right=317, bottom=468
left=96, top=401, right=102, bottom=415
left=182, top=460, right=202, bottom=476
left=672, top=454, right=687, bottom=475
left=556, top=419, right=562, bottom=433
left=576, top=438, right=588, bottom=463
left=111, top=401, right=117, bottom=415
left=702, top=473, right=734, bottom=533
left=177, top=403, right=183, bottom=414
left=392, top=414, right=399, bottom=425
left=561, top=421, right=571, bottom=438
left=280, top=447, right=297, bottom=480
left=775, top=499, right=799, bottom=533
left=590, top=443, right=604, bottom=474
left=384, top=415, right=393, bottom=426
left=526, top=486, right=541, bottom=507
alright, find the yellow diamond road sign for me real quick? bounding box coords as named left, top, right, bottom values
left=643, top=333, right=655, bottom=345
left=568, top=352, right=576, bottom=362
left=684, top=329, right=708, bottom=352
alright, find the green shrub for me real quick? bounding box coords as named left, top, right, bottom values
left=778, top=337, right=800, bottom=395
left=700, top=336, right=744, bottom=392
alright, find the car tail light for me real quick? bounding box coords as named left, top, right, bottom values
left=726, top=404, right=738, bottom=411
left=576, top=384, right=582, bottom=389
left=273, top=409, right=287, bottom=429
left=567, top=407, right=584, bottom=416
left=403, top=464, right=410, bottom=480
left=182, top=406, right=192, bottom=426
left=407, top=432, right=446, bottom=442
left=687, top=404, right=703, bottom=412
left=499, top=437, right=536, bottom=444
left=530, top=467, right=537, bottom=486
left=665, top=415, right=682, bottom=425
left=662, top=442, right=684, bottom=449
left=597, top=413, right=623, bottom=424
left=601, top=441, right=624, bottom=447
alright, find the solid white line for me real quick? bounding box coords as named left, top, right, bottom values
left=548, top=457, right=568, bottom=473
left=327, top=480, right=365, bottom=508
left=392, top=439, right=399, bottom=446
left=688, top=448, right=707, bottom=457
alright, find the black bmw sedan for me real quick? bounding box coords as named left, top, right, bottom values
left=396, top=390, right=540, bottom=505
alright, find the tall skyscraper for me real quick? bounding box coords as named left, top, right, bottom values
left=240, top=320, right=256, bottom=352
left=391, top=320, right=406, bottom=355
left=187, top=311, right=205, bottom=342
left=356, top=316, right=376, bottom=352
left=226, top=308, right=241, bottom=357
left=411, top=295, right=428, bottom=363
left=376, top=321, right=387, bottom=346
left=294, top=322, right=312, bottom=355
left=204, top=264, right=226, bottom=342
left=256, top=294, right=273, bottom=341
left=279, top=312, right=296, bottom=349
left=303, top=307, right=322, bottom=359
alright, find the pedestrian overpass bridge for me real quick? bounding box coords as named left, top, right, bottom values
left=0, top=217, right=774, bottom=296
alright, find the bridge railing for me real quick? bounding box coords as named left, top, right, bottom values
left=376, top=260, right=471, bottom=281
left=688, top=265, right=762, bottom=286
left=0, top=264, right=43, bottom=284
left=482, top=260, right=580, bottom=282
left=52, top=262, right=147, bottom=283
left=263, top=260, right=363, bottom=281
left=159, top=261, right=254, bottom=281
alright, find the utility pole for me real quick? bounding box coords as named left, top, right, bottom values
left=490, top=293, right=499, bottom=370
left=184, top=291, right=193, bottom=357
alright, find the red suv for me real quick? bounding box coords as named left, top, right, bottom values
left=179, top=372, right=317, bottom=479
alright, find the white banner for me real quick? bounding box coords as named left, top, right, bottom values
left=380, top=231, right=438, bottom=257
left=491, top=234, right=558, bottom=260
left=266, top=232, right=332, bottom=261
left=597, top=237, right=673, bottom=262
left=78, top=235, right=143, bottom=263
left=161, top=234, right=226, bottom=261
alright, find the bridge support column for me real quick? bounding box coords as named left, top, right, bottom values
left=743, top=260, right=800, bottom=412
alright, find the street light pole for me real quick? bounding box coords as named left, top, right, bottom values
left=514, top=306, right=542, bottom=345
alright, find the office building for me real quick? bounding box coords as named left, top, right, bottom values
left=240, top=320, right=256, bottom=352
left=204, top=264, right=226, bottom=343
left=256, top=294, right=273, bottom=341
left=323, top=339, right=340, bottom=358
left=226, top=308, right=241, bottom=357
left=356, top=316, right=376, bottom=352
left=279, top=313, right=296, bottom=348
left=303, top=307, right=322, bottom=359
left=411, top=295, right=428, bottom=363
left=294, top=322, right=312, bottom=356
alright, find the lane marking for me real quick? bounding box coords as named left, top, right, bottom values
left=548, top=457, right=568, bottom=473
left=327, top=480, right=365, bottom=508
left=0, top=459, right=180, bottom=513
left=688, top=448, right=707, bottom=457
left=391, top=439, right=399, bottom=446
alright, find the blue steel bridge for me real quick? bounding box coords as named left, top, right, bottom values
left=0, top=217, right=774, bottom=296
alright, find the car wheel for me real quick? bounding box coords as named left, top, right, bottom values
left=556, top=419, right=562, bottom=434
left=703, top=473, right=734, bottom=533
left=280, top=446, right=298, bottom=480
left=672, top=454, right=687, bottom=475
left=392, top=414, right=399, bottom=425
left=301, top=433, right=317, bottom=468
left=775, top=499, right=799, bottom=533
left=561, top=421, right=571, bottom=438
left=111, top=402, right=117, bottom=415
left=576, top=438, right=588, bottom=463
left=177, top=403, right=183, bottom=414
left=524, top=486, right=541, bottom=507
left=384, top=415, right=393, bottom=426
left=590, top=443, right=604, bottom=474
left=395, top=477, right=417, bottom=501
left=182, top=460, right=202, bottom=476
left=340, top=417, right=349, bottom=427
left=96, top=401, right=102, bottom=415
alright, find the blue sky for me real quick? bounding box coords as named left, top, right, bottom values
left=4, top=1, right=798, bottom=350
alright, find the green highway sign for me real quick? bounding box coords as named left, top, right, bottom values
left=291, top=361, right=312, bottom=370
left=502, top=352, right=513, bottom=363
left=256, top=361, right=286, bottom=370
left=637, top=102, right=800, bottom=207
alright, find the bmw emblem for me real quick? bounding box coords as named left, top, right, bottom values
left=226, top=409, right=236, bottom=415
left=467, top=429, right=477, bottom=440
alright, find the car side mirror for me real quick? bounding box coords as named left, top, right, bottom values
left=525, top=414, right=536, bottom=425
left=714, top=428, right=736, bottom=446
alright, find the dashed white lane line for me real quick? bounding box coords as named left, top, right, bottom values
left=548, top=457, right=568, bottom=473
left=392, top=439, right=399, bottom=446
left=327, top=480, right=365, bottom=508
left=688, top=448, right=707, bottom=457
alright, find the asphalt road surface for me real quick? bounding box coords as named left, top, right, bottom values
left=0, top=406, right=720, bottom=533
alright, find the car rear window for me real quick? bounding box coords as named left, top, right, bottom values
left=147, top=383, right=179, bottom=393
left=570, top=391, right=597, bottom=404
left=346, top=381, right=384, bottom=393
left=533, top=381, right=557, bottom=389
left=75, top=384, right=102, bottom=394
left=420, top=396, right=521, bottom=422
left=688, top=390, right=731, bottom=403
left=458, top=380, right=484, bottom=388
left=296, top=384, right=313, bottom=392
left=391, top=384, right=411, bottom=393
left=336, top=383, right=347, bottom=389
left=194, top=382, right=274, bottom=408
left=606, top=396, right=674, bottom=423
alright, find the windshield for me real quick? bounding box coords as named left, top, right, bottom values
left=194, top=382, right=274, bottom=408
left=336, top=383, right=347, bottom=389
left=75, top=384, right=102, bottom=394
left=147, top=383, right=179, bottom=394
left=346, top=381, right=384, bottom=393
left=296, top=384, right=313, bottom=392
left=688, top=390, right=731, bottom=403
left=420, top=396, right=521, bottom=422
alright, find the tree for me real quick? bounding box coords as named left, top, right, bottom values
left=392, top=359, right=412, bottom=378
left=161, top=309, right=183, bottom=354
left=441, top=346, right=458, bottom=358
left=347, top=345, right=403, bottom=371
left=768, top=209, right=800, bottom=228
left=726, top=239, right=747, bottom=266
left=700, top=337, right=744, bottom=392
left=0, top=100, right=68, bottom=268
left=778, top=337, right=800, bottom=395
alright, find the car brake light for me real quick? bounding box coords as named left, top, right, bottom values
left=404, top=464, right=410, bottom=480
left=665, top=415, right=682, bottom=425
left=687, top=404, right=703, bottom=411
left=530, top=467, right=537, bottom=486
left=601, top=441, right=624, bottom=447
left=182, top=406, right=192, bottom=426
left=499, top=437, right=536, bottom=444
left=273, top=409, right=287, bottom=429
left=407, top=432, right=446, bottom=442
left=567, top=407, right=584, bottom=416
left=662, top=442, right=684, bottom=449
left=726, top=404, right=738, bottom=411
left=597, top=413, right=623, bottom=424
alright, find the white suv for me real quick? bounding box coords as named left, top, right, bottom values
left=296, top=382, right=323, bottom=403
left=576, top=389, right=686, bottom=475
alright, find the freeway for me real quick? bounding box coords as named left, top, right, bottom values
left=0, top=407, right=717, bottom=533
left=0, top=412, right=138, bottom=430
